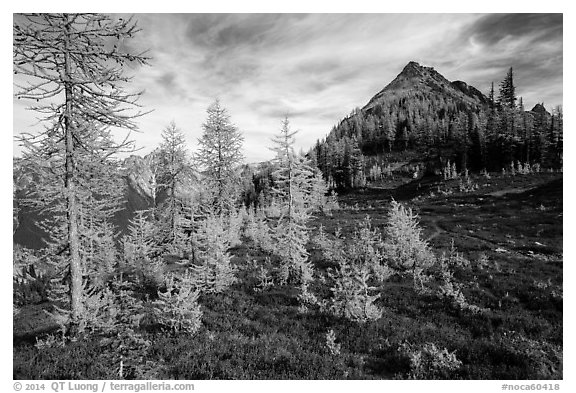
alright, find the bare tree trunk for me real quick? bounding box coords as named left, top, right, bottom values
left=63, top=17, right=83, bottom=333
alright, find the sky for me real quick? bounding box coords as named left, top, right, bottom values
left=12, top=13, right=563, bottom=163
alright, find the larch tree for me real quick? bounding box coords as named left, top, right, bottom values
left=13, top=13, right=149, bottom=332
left=196, top=100, right=244, bottom=214
left=270, top=117, right=316, bottom=299
left=157, top=121, right=193, bottom=248
left=270, top=117, right=316, bottom=218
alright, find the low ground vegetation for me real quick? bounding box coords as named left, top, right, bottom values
left=14, top=171, right=562, bottom=379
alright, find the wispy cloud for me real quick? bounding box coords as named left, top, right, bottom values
left=13, top=13, right=563, bottom=162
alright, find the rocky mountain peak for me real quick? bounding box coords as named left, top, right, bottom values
left=399, top=61, right=426, bottom=78
left=364, top=61, right=487, bottom=111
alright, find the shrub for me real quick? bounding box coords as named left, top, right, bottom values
left=400, top=342, right=462, bottom=379
left=325, top=329, right=341, bottom=356
left=435, top=250, right=483, bottom=314
left=35, top=329, right=67, bottom=350
left=499, top=332, right=562, bottom=379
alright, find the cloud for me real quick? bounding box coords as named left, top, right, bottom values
left=184, top=14, right=301, bottom=51
left=467, top=14, right=562, bottom=46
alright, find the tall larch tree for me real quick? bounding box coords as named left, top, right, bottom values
left=13, top=13, right=149, bottom=333
left=157, top=121, right=193, bottom=247
left=196, top=100, right=244, bottom=214
left=270, top=117, right=316, bottom=296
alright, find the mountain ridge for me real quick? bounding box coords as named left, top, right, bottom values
left=363, top=61, right=487, bottom=112
left=311, top=61, right=561, bottom=189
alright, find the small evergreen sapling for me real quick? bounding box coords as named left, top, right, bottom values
left=329, top=263, right=382, bottom=322
left=382, top=200, right=434, bottom=290
left=190, top=214, right=237, bottom=293
left=154, top=273, right=202, bottom=334
left=254, top=265, right=274, bottom=292
left=313, top=224, right=345, bottom=264
left=349, top=216, right=392, bottom=282
left=243, top=208, right=274, bottom=252
left=316, top=217, right=389, bottom=322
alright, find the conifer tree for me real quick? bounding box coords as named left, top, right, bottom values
left=196, top=100, right=244, bottom=213
left=383, top=200, right=434, bottom=291
left=547, top=105, right=563, bottom=168
left=323, top=216, right=388, bottom=322
left=157, top=122, right=194, bottom=247
left=123, top=210, right=159, bottom=269
left=271, top=118, right=314, bottom=216
left=518, top=98, right=534, bottom=163
left=498, top=67, right=517, bottom=109
left=14, top=13, right=149, bottom=332
left=154, top=273, right=202, bottom=334
left=190, top=213, right=236, bottom=293
left=270, top=118, right=315, bottom=289
left=329, top=263, right=382, bottom=322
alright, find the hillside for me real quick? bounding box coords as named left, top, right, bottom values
left=311, top=62, right=561, bottom=190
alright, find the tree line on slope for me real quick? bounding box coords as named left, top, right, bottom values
left=311, top=68, right=563, bottom=189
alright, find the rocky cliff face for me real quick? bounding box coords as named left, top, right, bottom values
left=122, top=151, right=160, bottom=206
